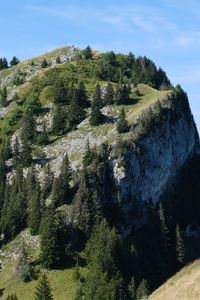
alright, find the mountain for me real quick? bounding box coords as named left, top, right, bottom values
left=0, top=45, right=200, bottom=300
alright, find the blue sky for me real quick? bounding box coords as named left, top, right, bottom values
left=1, top=0, right=200, bottom=129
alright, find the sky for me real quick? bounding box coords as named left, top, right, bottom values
left=1, top=0, right=200, bottom=129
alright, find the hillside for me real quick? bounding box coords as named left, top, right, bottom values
left=150, top=260, right=200, bottom=300
left=0, top=45, right=200, bottom=300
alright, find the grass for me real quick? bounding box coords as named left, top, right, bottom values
left=149, top=260, right=200, bottom=300
left=0, top=230, right=87, bottom=300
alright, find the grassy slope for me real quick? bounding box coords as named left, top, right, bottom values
left=0, top=230, right=87, bottom=300
left=150, top=260, right=200, bottom=300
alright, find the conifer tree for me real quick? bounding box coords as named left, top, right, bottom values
left=41, top=59, right=48, bottom=68
left=176, top=224, right=185, bottom=266
left=77, top=81, right=89, bottom=108
left=82, top=45, right=93, bottom=60
left=34, top=274, right=53, bottom=300
left=158, top=203, right=171, bottom=258
left=89, top=84, right=103, bottom=126
left=68, top=88, right=86, bottom=129
left=83, top=219, right=124, bottom=299
left=40, top=210, right=60, bottom=269
left=0, top=86, right=7, bottom=106
left=53, top=80, right=68, bottom=104
left=12, top=136, right=21, bottom=168
left=104, top=82, right=114, bottom=105
left=128, top=276, right=136, bottom=300
left=21, top=141, right=32, bottom=167
left=21, top=113, right=36, bottom=143
left=28, top=183, right=42, bottom=235
left=56, top=56, right=61, bottom=64
left=117, top=108, right=129, bottom=133
left=52, top=104, right=65, bottom=135
left=51, top=153, right=71, bottom=208
left=42, top=163, right=54, bottom=198
left=136, top=279, right=150, bottom=300
left=10, top=56, right=20, bottom=66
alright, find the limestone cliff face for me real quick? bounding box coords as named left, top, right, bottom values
left=112, top=93, right=199, bottom=207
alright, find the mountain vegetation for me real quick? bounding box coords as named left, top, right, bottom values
left=0, top=45, right=199, bottom=300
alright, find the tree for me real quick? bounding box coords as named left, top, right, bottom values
left=83, top=219, right=124, bottom=299
left=40, top=210, right=60, bottom=269
left=158, top=203, right=171, bottom=259
left=51, top=153, right=71, bottom=208
left=136, top=279, right=149, bottom=300
left=41, top=59, right=48, bottom=68
left=21, top=112, right=36, bottom=143
left=53, top=80, right=68, bottom=105
left=12, top=136, right=21, bottom=168
left=82, top=45, right=93, bottom=60
left=10, top=56, right=20, bottom=66
left=77, top=81, right=89, bottom=108
left=21, top=140, right=32, bottom=167
left=34, top=274, right=53, bottom=300
left=67, top=88, right=86, bottom=129
left=56, top=56, right=61, bottom=64
left=114, top=84, right=130, bottom=105
left=128, top=276, right=136, bottom=300
left=104, top=82, right=114, bottom=105
left=0, top=86, right=7, bottom=107
left=28, top=183, right=42, bottom=235
left=0, top=57, right=8, bottom=70
left=89, top=84, right=103, bottom=126
left=176, top=224, right=185, bottom=266
left=52, top=104, right=65, bottom=135
left=117, top=108, right=129, bottom=133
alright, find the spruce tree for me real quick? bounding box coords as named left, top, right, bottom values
left=104, top=82, right=114, bottom=105
left=128, top=276, right=136, bottom=300
left=53, top=80, right=68, bottom=105
left=77, top=81, right=89, bottom=108
left=21, top=113, right=36, bottom=143
left=28, top=183, right=42, bottom=235
left=176, top=224, right=185, bottom=266
left=34, top=274, right=53, bottom=300
left=0, top=87, right=7, bottom=107
left=56, top=56, right=61, bottom=64
left=41, top=59, right=48, bottom=68
left=68, top=88, right=86, bottom=129
left=136, top=279, right=150, bottom=300
left=10, top=56, right=20, bottom=66
left=52, top=104, right=65, bottom=135
left=83, top=219, right=124, bottom=299
left=82, top=45, right=93, bottom=60
left=89, top=84, right=103, bottom=126
left=21, top=140, right=32, bottom=167
left=51, top=153, right=71, bottom=208
left=117, top=108, right=129, bottom=133
left=12, top=136, right=21, bottom=168
left=40, top=210, right=60, bottom=269
left=158, top=203, right=171, bottom=259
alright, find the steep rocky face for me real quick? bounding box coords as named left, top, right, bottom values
left=112, top=93, right=199, bottom=211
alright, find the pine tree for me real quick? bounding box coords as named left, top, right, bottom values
left=77, top=81, right=89, bottom=108
left=89, top=84, right=103, bottom=126
left=40, top=210, right=60, bottom=269
left=176, top=224, right=185, bottom=266
left=56, top=56, right=61, bottom=64
left=53, top=80, right=68, bottom=104
left=41, top=59, right=48, bottom=68
left=42, top=163, right=54, bottom=198
left=0, top=86, right=7, bottom=106
left=10, top=56, right=20, bottom=66
left=104, top=82, right=114, bottom=105
left=136, top=279, right=149, bottom=300
left=158, top=203, right=171, bottom=259
left=117, top=108, right=129, bottom=133
left=28, top=183, right=42, bottom=235
left=21, top=113, right=36, bottom=143
left=128, top=276, right=136, bottom=300
left=51, top=153, right=71, bottom=208
left=21, top=140, right=32, bottom=167
left=82, top=45, right=93, bottom=60
left=34, top=274, right=53, bottom=300
left=12, top=136, right=21, bottom=168
left=68, top=88, right=86, bottom=129
left=83, top=219, right=124, bottom=299
left=52, top=104, right=65, bottom=135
